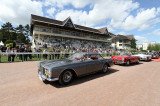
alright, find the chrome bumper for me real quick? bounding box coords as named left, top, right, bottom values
left=140, top=57, right=151, bottom=60
left=41, top=75, right=59, bottom=81
left=113, top=60, right=126, bottom=64
left=38, top=67, right=59, bottom=82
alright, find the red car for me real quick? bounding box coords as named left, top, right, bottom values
left=111, top=53, right=140, bottom=65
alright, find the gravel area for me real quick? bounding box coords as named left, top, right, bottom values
left=0, top=61, right=160, bottom=106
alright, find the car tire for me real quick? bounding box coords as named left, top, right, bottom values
left=59, top=70, right=73, bottom=85
left=102, top=64, right=109, bottom=73
left=126, top=60, right=130, bottom=66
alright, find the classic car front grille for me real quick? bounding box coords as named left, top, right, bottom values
left=117, top=60, right=122, bottom=62
left=42, top=67, right=45, bottom=75
left=39, top=67, right=45, bottom=75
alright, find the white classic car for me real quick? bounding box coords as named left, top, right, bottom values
left=132, top=53, right=152, bottom=61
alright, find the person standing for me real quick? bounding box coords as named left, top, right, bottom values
left=49, top=50, right=52, bottom=60
left=11, top=48, right=16, bottom=62
left=43, top=49, right=48, bottom=60
left=6, top=47, right=11, bottom=62
left=57, top=48, right=60, bottom=59
left=28, top=48, right=32, bottom=60
left=24, top=48, right=28, bottom=61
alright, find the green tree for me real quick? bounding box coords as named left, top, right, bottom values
left=147, top=44, right=152, bottom=51
left=24, top=24, right=30, bottom=44
left=148, top=44, right=160, bottom=51
left=0, top=22, right=31, bottom=46
left=16, top=25, right=27, bottom=43
left=0, top=22, right=14, bottom=42
left=131, top=39, right=136, bottom=49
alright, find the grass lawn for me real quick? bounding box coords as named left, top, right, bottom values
left=0, top=53, right=111, bottom=63
left=0, top=54, right=72, bottom=63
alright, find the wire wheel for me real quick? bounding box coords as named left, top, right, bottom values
left=63, top=71, right=73, bottom=83
left=126, top=60, right=130, bottom=65
left=102, top=64, right=108, bottom=73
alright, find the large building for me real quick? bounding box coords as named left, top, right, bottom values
left=111, top=34, right=135, bottom=50
left=30, top=14, right=111, bottom=50
left=142, top=42, right=156, bottom=50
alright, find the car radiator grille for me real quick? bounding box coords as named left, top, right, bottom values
left=39, top=67, right=45, bottom=75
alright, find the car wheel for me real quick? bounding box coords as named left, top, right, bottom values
left=137, top=59, right=140, bottom=64
left=126, top=60, right=130, bottom=65
left=38, top=71, right=47, bottom=83
left=59, top=70, right=73, bottom=85
left=102, top=64, right=109, bottom=73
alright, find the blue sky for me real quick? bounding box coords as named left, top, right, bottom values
left=0, top=0, right=160, bottom=44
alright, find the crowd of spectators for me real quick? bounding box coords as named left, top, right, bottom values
left=0, top=45, right=122, bottom=63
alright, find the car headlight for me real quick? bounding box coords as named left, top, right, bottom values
left=144, top=56, right=147, bottom=58
left=45, top=69, right=51, bottom=78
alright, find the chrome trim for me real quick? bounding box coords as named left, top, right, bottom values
left=41, top=75, right=59, bottom=81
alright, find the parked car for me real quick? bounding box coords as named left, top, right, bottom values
left=111, top=53, right=140, bottom=65
left=132, top=52, right=152, bottom=61
left=38, top=52, right=113, bottom=85
left=147, top=52, right=159, bottom=59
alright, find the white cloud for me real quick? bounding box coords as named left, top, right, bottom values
left=46, top=7, right=55, bottom=17
left=50, top=0, right=160, bottom=32
left=135, top=36, right=148, bottom=44
left=56, top=10, right=88, bottom=26
left=55, top=0, right=139, bottom=27
left=44, top=0, right=93, bottom=8
left=0, top=0, right=43, bottom=25
left=147, top=28, right=160, bottom=36
left=117, top=32, right=126, bottom=35
left=111, top=7, right=160, bottom=31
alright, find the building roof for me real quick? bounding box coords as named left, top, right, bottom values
left=31, top=14, right=108, bottom=35
left=109, top=32, right=116, bottom=37
left=112, top=35, right=130, bottom=41
left=126, top=35, right=135, bottom=40
left=97, top=27, right=107, bottom=33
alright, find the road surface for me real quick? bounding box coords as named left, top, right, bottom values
left=0, top=61, right=160, bottom=106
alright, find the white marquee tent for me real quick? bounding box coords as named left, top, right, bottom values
left=0, top=41, right=4, bottom=46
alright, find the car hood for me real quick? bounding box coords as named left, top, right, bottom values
left=40, top=59, right=77, bottom=69
left=133, top=54, right=151, bottom=57
left=112, top=56, right=130, bottom=60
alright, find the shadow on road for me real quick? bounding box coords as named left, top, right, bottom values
left=119, top=62, right=143, bottom=67
left=46, top=68, right=119, bottom=88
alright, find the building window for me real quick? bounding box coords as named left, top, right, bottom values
left=42, top=28, right=46, bottom=32
left=119, top=44, right=122, bottom=46
left=119, top=40, right=122, bottom=43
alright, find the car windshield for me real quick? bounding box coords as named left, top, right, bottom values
left=120, top=53, right=130, bottom=56
left=68, top=53, right=86, bottom=60
left=136, top=52, right=145, bottom=55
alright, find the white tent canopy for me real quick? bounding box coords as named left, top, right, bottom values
left=0, top=41, right=4, bottom=46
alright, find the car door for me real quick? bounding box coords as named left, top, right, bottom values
left=130, top=56, right=135, bottom=63
left=86, top=54, right=102, bottom=73
left=73, top=60, right=88, bottom=76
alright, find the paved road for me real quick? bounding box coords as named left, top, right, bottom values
left=0, top=61, right=160, bottom=106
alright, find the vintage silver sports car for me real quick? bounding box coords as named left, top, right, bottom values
left=38, top=52, right=113, bottom=85
left=132, top=52, right=152, bottom=61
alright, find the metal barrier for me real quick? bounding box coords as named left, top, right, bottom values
left=0, top=52, right=120, bottom=63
